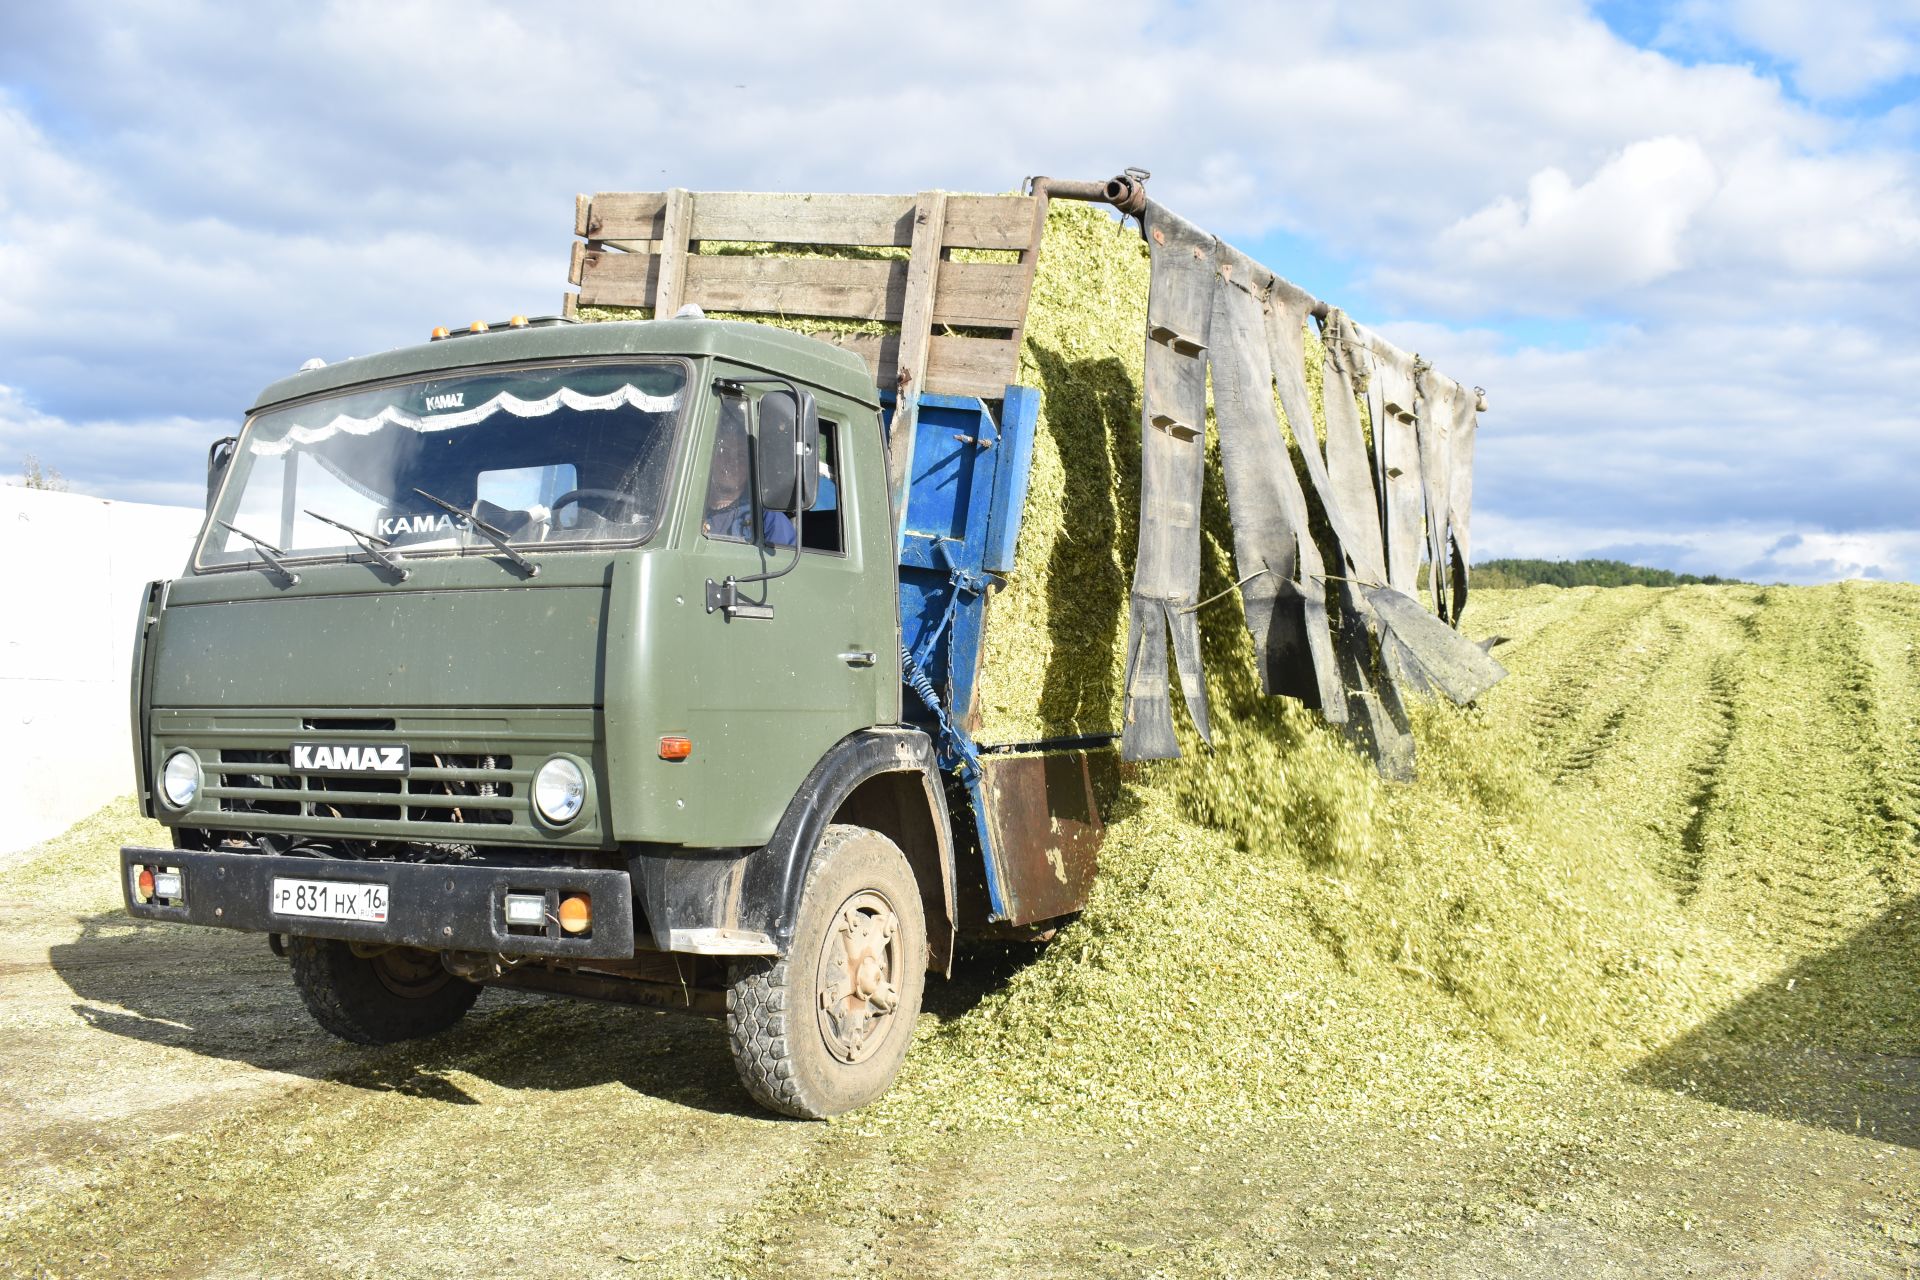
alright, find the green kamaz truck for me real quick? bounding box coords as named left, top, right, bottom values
left=120, top=175, right=1490, bottom=1118
left=121, top=181, right=1135, bottom=1118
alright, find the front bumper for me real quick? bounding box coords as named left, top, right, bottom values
left=120, top=846, right=637, bottom=960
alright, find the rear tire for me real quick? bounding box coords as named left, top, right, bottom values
left=726, top=824, right=927, bottom=1118
left=289, top=938, right=481, bottom=1045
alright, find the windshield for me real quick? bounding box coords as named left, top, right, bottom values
left=198, top=360, right=686, bottom=571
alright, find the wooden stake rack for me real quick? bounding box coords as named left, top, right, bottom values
left=565, top=188, right=1050, bottom=402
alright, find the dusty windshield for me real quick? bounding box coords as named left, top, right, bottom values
left=199, top=360, right=686, bottom=571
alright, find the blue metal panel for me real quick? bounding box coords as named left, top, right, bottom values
left=983, top=385, right=1040, bottom=576
left=884, top=385, right=1041, bottom=921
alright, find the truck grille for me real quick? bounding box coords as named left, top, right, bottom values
left=152, top=709, right=604, bottom=848
left=215, top=749, right=518, bottom=826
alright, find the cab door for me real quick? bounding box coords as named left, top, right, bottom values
left=666, top=383, right=891, bottom=847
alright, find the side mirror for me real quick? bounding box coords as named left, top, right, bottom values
left=755, top=390, right=819, bottom=514
left=206, top=436, right=238, bottom=513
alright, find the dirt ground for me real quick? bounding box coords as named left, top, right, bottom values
left=0, top=876, right=1914, bottom=1277
left=4, top=584, right=1920, bottom=1278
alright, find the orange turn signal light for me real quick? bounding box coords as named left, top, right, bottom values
left=136, top=867, right=155, bottom=901
left=558, top=894, right=592, bottom=934
left=430, top=326, right=450, bottom=340
left=658, top=736, right=693, bottom=761
left=469, top=320, right=489, bottom=333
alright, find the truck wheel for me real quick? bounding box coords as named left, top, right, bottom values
left=726, top=824, right=927, bottom=1118
left=288, top=938, right=481, bottom=1045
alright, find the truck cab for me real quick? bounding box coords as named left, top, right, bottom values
left=122, top=314, right=1105, bottom=1118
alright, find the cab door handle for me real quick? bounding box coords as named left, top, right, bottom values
left=839, top=650, right=877, bottom=668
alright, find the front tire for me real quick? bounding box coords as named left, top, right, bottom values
left=726, top=825, right=927, bottom=1118
left=289, top=938, right=481, bottom=1045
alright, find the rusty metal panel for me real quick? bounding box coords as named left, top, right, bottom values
left=978, top=749, right=1118, bottom=926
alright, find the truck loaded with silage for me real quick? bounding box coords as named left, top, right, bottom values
left=115, top=171, right=1495, bottom=1120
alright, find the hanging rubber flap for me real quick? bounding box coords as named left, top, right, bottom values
left=1318, top=308, right=1388, bottom=587
left=1207, top=242, right=1341, bottom=715
left=1122, top=201, right=1215, bottom=761
left=1446, top=389, right=1480, bottom=626
left=1414, top=361, right=1459, bottom=621
left=1366, top=340, right=1425, bottom=596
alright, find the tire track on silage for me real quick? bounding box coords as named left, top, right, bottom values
left=1474, top=588, right=1672, bottom=768
left=1567, top=586, right=1761, bottom=897
left=1685, top=586, right=1894, bottom=962
left=1845, top=583, right=1920, bottom=892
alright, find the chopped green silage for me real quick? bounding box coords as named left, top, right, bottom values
left=868, top=584, right=1919, bottom=1134
left=578, top=210, right=1916, bottom=1140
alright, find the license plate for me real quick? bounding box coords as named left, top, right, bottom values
left=269, top=877, right=389, bottom=923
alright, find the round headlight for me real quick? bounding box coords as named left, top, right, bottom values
left=534, top=757, right=586, bottom=824
left=161, top=751, right=200, bottom=808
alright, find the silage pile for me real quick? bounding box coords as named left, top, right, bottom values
left=874, top=205, right=1741, bottom=1129
left=578, top=205, right=1914, bottom=1133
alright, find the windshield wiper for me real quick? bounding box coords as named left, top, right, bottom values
left=304, top=509, right=410, bottom=581
left=215, top=520, right=299, bottom=585
left=410, top=488, right=540, bottom=577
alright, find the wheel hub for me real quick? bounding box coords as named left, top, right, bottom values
left=816, top=890, right=901, bottom=1064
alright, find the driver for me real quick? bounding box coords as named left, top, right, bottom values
left=703, top=404, right=796, bottom=546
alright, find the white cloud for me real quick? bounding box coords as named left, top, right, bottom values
left=0, top=2, right=1916, bottom=582
left=1434, top=138, right=1720, bottom=300
left=1659, top=0, right=1920, bottom=100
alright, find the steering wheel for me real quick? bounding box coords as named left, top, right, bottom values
left=549, top=488, right=638, bottom=523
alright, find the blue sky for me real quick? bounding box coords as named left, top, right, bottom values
left=2, top=1, right=1917, bottom=583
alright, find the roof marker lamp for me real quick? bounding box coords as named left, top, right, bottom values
left=161, top=751, right=200, bottom=808
left=533, top=758, right=586, bottom=825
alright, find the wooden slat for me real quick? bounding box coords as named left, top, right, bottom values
left=577, top=251, right=1034, bottom=329
left=681, top=255, right=900, bottom=319
left=888, top=191, right=949, bottom=527
left=561, top=291, right=578, bottom=319
left=584, top=190, right=1039, bottom=253
left=575, top=248, right=662, bottom=308
left=567, top=240, right=586, bottom=287
left=816, top=333, right=1020, bottom=401
left=942, top=195, right=1037, bottom=250
left=654, top=189, right=693, bottom=316
left=584, top=192, right=668, bottom=240
left=689, top=192, right=915, bottom=246
left=896, top=191, right=948, bottom=395
left=926, top=335, right=1021, bottom=397
left=1006, top=189, right=1054, bottom=363
left=929, top=260, right=1029, bottom=327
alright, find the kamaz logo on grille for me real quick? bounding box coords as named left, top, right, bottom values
left=290, top=743, right=411, bottom=775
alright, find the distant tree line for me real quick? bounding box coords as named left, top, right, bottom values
left=1471, top=558, right=1742, bottom=589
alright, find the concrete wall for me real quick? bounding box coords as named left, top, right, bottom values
left=0, top=487, right=204, bottom=855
